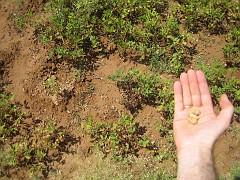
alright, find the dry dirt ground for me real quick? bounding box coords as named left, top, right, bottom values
left=0, top=0, right=239, bottom=179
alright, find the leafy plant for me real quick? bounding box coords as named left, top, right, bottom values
left=0, top=93, right=23, bottom=143
left=149, top=44, right=188, bottom=77
left=223, top=27, right=240, bottom=62
left=176, top=0, right=239, bottom=34
left=110, top=68, right=175, bottom=151
left=81, top=114, right=159, bottom=160
left=157, top=79, right=174, bottom=119
left=197, top=58, right=240, bottom=117
left=12, top=9, right=35, bottom=33
left=43, top=75, right=61, bottom=95
left=2, top=119, right=70, bottom=176
left=110, top=69, right=160, bottom=113
left=110, top=68, right=175, bottom=117
left=220, top=162, right=240, bottom=180
left=87, top=84, right=95, bottom=93
left=0, top=92, right=75, bottom=177
left=37, top=0, right=194, bottom=75
left=16, top=16, right=26, bottom=28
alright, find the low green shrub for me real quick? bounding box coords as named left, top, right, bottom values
left=37, top=0, right=192, bottom=76
left=81, top=114, right=159, bottom=160
left=110, top=68, right=174, bottom=117
left=0, top=93, right=75, bottom=177
left=197, top=58, right=240, bottom=116
left=176, top=0, right=239, bottom=34
left=223, top=27, right=240, bottom=62
left=0, top=93, right=23, bottom=143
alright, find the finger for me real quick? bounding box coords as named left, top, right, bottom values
left=196, top=70, right=213, bottom=107
left=174, top=81, right=184, bottom=112
left=180, top=72, right=192, bottom=106
left=218, top=94, right=234, bottom=129
left=187, top=70, right=201, bottom=107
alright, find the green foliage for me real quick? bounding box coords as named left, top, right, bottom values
left=43, top=75, right=61, bottom=95
left=16, top=16, right=26, bottom=28
left=38, top=0, right=192, bottom=75
left=110, top=69, right=160, bottom=113
left=177, top=0, right=240, bottom=34
left=110, top=69, right=174, bottom=117
left=220, top=162, right=240, bottom=180
left=4, top=0, right=239, bottom=178
left=157, top=79, right=174, bottom=120
left=230, top=162, right=240, bottom=179
left=39, top=0, right=101, bottom=62
left=82, top=114, right=158, bottom=159
left=87, top=84, right=95, bottom=93
left=223, top=27, right=240, bottom=61
left=197, top=58, right=240, bottom=116
left=149, top=44, right=188, bottom=77
left=0, top=93, right=23, bottom=143
left=0, top=94, right=74, bottom=176
left=1, top=119, right=69, bottom=174
left=14, top=10, right=35, bottom=31
left=110, top=69, right=175, bottom=144
left=43, top=75, right=57, bottom=87
left=35, top=120, right=67, bottom=150
left=99, top=0, right=181, bottom=61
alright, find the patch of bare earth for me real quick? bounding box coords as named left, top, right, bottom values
left=0, top=0, right=239, bottom=179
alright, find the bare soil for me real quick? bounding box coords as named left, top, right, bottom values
left=0, top=0, right=239, bottom=179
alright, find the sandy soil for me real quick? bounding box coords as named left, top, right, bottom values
left=0, top=0, right=239, bottom=179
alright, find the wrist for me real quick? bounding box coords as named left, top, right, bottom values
left=177, top=146, right=216, bottom=180
left=178, top=145, right=213, bottom=162
left=177, top=144, right=213, bottom=156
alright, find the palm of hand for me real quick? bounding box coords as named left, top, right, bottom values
left=173, top=70, right=234, bottom=153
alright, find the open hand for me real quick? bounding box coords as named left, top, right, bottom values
left=173, top=70, right=234, bottom=153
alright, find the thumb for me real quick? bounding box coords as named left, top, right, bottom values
left=218, top=94, right=234, bottom=129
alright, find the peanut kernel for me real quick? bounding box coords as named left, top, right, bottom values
left=188, top=107, right=201, bottom=125
left=188, top=117, right=198, bottom=125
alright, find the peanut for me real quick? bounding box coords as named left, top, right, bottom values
left=188, top=107, right=201, bottom=125
left=189, top=113, right=199, bottom=120
left=191, top=107, right=201, bottom=116
left=188, top=117, right=198, bottom=125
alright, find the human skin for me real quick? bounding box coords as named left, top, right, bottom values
left=173, top=70, right=234, bottom=180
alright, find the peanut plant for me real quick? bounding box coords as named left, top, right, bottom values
left=176, top=0, right=239, bottom=34
left=81, top=114, right=161, bottom=160
left=197, top=58, right=240, bottom=116
left=0, top=93, right=23, bottom=143
left=37, top=0, right=194, bottom=77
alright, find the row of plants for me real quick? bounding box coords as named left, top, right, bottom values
left=76, top=113, right=178, bottom=179
left=197, top=58, right=240, bottom=116
left=0, top=91, right=176, bottom=178
left=223, top=27, right=240, bottom=62
left=0, top=93, right=77, bottom=177
left=0, top=94, right=23, bottom=143
left=110, top=58, right=240, bottom=120
left=3, top=0, right=239, bottom=178
left=80, top=114, right=158, bottom=160
left=175, top=0, right=239, bottom=34
left=37, top=0, right=239, bottom=76
left=37, top=0, right=195, bottom=76
left=110, top=69, right=174, bottom=120
left=110, top=69, right=175, bottom=153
